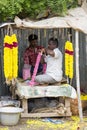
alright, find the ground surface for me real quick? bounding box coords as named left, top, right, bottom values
left=0, top=116, right=87, bottom=130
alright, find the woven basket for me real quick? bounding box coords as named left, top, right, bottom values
left=70, top=98, right=87, bottom=115
left=70, top=98, right=79, bottom=115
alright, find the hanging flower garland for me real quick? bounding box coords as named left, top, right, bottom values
left=65, top=41, right=74, bottom=79
left=11, top=34, right=18, bottom=78
left=4, top=34, right=18, bottom=82
left=4, top=35, right=11, bottom=79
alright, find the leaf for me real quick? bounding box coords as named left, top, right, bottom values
left=0, top=0, right=78, bottom=22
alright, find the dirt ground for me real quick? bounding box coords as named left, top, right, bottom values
left=0, top=116, right=87, bottom=130
left=0, top=109, right=87, bottom=130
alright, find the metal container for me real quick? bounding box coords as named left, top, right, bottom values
left=0, top=107, right=24, bottom=126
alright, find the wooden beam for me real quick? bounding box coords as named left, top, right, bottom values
left=21, top=98, right=28, bottom=113
left=65, top=98, right=72, bottom=116
left=75, top=30, right=83, bottom=121
left=21, top=112, right=71, bottom=118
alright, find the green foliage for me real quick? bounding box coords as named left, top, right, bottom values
left=19, top=0, right=47, bottom=19
left=46, top=0, right=78, bottom=16
left=0, top=0, right=78, bottom=22
left=18, top=0, right=78, bottom=19
left=0, top=0, right=24, bottom=21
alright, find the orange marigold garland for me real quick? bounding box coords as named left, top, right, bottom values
left=65, top=41, right=74, bottom=79
left=4, top=34, right=18, bottom=82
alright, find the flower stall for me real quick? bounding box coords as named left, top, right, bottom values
left=1, top=3, right=87, bottom=121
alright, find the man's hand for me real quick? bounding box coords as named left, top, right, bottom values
left=41, top=48, right=46, bottom=54
left=45, top=48, right=55, bottom=57
left=38, top=48, right=45, bottom=54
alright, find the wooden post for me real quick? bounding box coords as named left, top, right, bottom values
left=65, top=98, right=72, bottom=116
left=75, top=30, right=83, bottom=121
left=21, top=98, right=28, bottom=113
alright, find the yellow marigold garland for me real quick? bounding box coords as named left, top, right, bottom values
left=65, top=41, right=74, bottom=79
left=80, top=95, right=87, bottom=100
left=11, top=34, right=18, bottom=78
left=4, top=34, right=18, bottom=81
left=4, top=35, right=11, bottom=78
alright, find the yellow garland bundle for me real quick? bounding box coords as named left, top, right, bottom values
left=4, top=35, right=11, bottom=78
left=80, top=95, right=87, bottom=100
left=65, top=41, right=74, bottom=79
left=11, top=34, right=18, bottom=78
left=4, top=34, right=18, bottom=81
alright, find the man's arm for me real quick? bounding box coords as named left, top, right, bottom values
left=45, top=49, right=55, bottom=57
left=41, top=48, right=55, bottom=57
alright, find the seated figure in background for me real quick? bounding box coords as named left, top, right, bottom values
left=23, top=34, right=44, bottom=78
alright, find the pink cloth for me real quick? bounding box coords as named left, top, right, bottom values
left=23, top=68, right=31, bottom=80
left=29, top=52, right=42, bottom=86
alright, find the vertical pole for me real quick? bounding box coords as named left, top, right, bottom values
left=75, top=30, right=83, bottom=121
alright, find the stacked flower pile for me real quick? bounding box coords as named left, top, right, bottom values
left=4, top=34, right=18, bottom=82
left=65, top=41, right=74, bottom=79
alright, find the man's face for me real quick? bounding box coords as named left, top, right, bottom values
left=30, top=39, right=37, bottom=46
left=48, top=41, right=56, bottom=50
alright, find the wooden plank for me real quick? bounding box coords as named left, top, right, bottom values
left=21, top=99, right=28, bottom=113
left=21, top=112, right=71, bottom=118
left=75, top=30, right=83, bottom=121
left=65, top=98, right=72, bottom=116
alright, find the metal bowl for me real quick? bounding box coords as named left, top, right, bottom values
left=0, top=107, right=24, bottom=126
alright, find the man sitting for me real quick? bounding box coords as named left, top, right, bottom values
left=23, top=34, right=44, bottom=76
left=35, top=37, right=63, bottom=84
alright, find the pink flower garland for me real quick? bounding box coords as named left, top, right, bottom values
left=29, top=52, right=42, bottom=86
